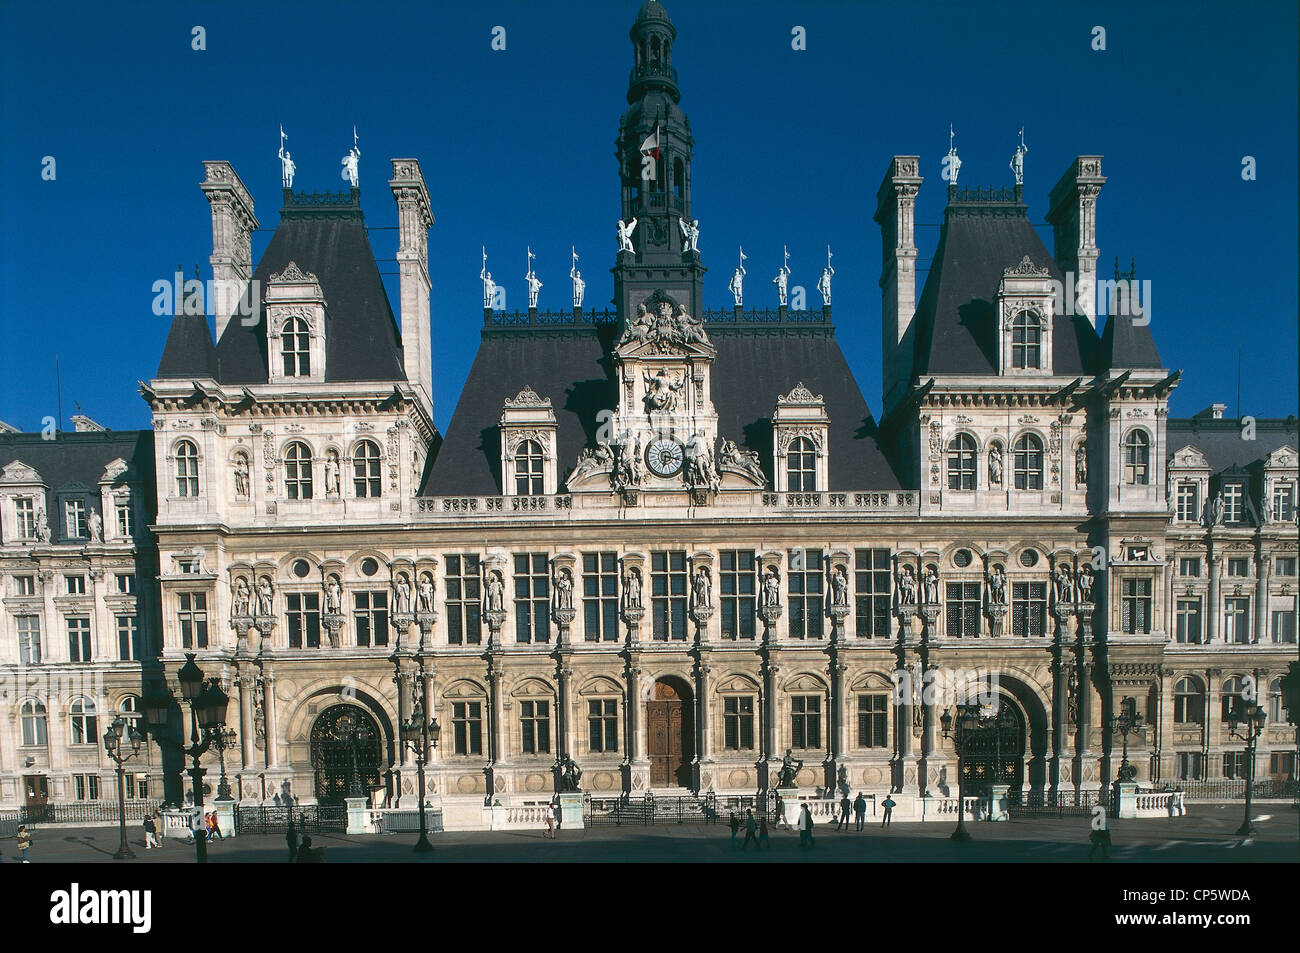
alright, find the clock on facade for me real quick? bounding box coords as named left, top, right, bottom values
left=646, top=437, right=685, bottom=477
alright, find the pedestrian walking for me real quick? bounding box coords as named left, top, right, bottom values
left=853, top=792, right=867, bottom=832
left=741, top=809, right=760, bottom=851
left=153, top=809, right=165, bottom=844
left=797, top=804, right=815, bottom=848
left=836, top=794, right=851, bottom=831
left=286, top=817, right=299, bottom=863
left=142, top=814, right=160, bottom=849
left=207, top=811, right=224, bottom=841
left=881, top=795, right=896, bottom=828
left=16, top=825, right=32, bottom=862
left=544, top=801, right=556, bottom=839
left=773, top=793, right=785, bottom=828
left=729, top=811, right=740, bottom=847
left=1087, top=826, right=1111, bottom=861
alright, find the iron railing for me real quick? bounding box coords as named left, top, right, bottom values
left=1150, top=778, right=1298, bottom=800
left=235, top=804, right=347, bottom=835
left=0, top=799, right=162, bottom=830
left=1007, top=789, right=1110, bottom=819
left=584, top=793, right=719, bottom=826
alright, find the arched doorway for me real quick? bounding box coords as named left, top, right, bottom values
left=959, top=696, right=1025, bottom=795
left=647, top=678, right=694, bottom=787
left=310, top=703, right=384, bottom=804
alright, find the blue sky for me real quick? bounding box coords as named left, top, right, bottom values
left=1, top=0, right=1296, bottom=434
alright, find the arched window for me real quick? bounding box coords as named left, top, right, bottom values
left=119, top=695, right=141, bottom=718
left=1268, top=678, right=1287, bottom=723
left=20, top=700, right=47, bottom=746
left=1013, top=434, right=1044, bottom=490
left=284, top=442, right=313, bottom=500
left=70, top=697, right=98, bottom=745
left=788, top=436, right=817, bottom=492
left=1124, top=430, right=1150, bottom=485
left=1173, top=676, right=1204, bottom=723
left=650, top=35, right=660, bottom=65
left=175, top=440, right=199, bottom=497
left=1220, top=676, right=1245, bottom=721
left=353, top=440, right=382, bottom=498
left=673, top=158, right=685, bottom=201
left=1011, top=311, right=1042, bottom=369
left=281, top=316, right=311, bottom=377
left=947, top=433, right=977, bottom=490
left=514, top=439, right=544, bottom=496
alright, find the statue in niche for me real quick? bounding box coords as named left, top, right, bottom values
left=988, top=566, right=1008, bottom=606
left=554, top=568, right=574, bottom=611
left=642, top=368, right=684, bottom=414
left=922, top=566, right=939, bottom=606
left=623, top=567, right=643, bottom=609
left=1209, top=491, right=1225, bottom=527
left=35, top=509, right=51, bottom=542
left=1076, top=565, right=1094, bottom=605
left=1074, top=441, right=1087, bottom=488
left=617, top=218, right=638, bottom=254
left=486, top=570, right=506, bottom=613
left=394, top=572, right=412, bottom=614
left=88, top=510, right=102, bottom=542
left=1053, top=565, right=1074, bottom=604
left=417, top=572, right=436, bottom=613
left=324, top=575, right=343, bottom=615
left=897, top=565, right=918, bottom=606
left=234, top=453, right=250, bottom=498
left=988, top=444, right=1003, bottom=486
left=233, top=577, right=252, bottom=617
left=693, top=566, right=712, bottom=610
left=256, top=576, right=274, bottom=617
left=831, top=565, right=849, bottom=607
left=324, top=450, right=341, bottom=497
left=1066, top=668, right=1079, bottom=724
left=762, top=566, right=781, bottom=607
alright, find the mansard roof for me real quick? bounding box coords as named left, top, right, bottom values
left=422, top=315, right=902, bottom=495
left=912, top=187, right=1101, bottom=379
left=1167, top=416, right=1299, bottom=476
left=156, top=312, right=218, bottom=380
left=1099, top=310, right=1162, bottom=370
left=211, top=190, right=406, bottom=385
left=0, top=429, right=156, bottom=518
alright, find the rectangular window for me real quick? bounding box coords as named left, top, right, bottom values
left=1270, top=752, right=1295, bottom=780
left=73, top=774, right=102, bottom=801
left=15, top=497, right=35, bottom=538
left=1011, top=582, right=1047, bottom=637
left=353, top=591, right=389, bottom=648
left=115, top=573, right=136, bottom=594
left=116, top=615, right=139, bottom=661
left=1178, top=557, right=1201, bottom=577
left=1223, top=484, right=1245, bottom=523
left=444, top=554, right=482, bottom=646
left=582, top=552, right=620, bottom=642
left=1223, top=597, right=1251, bottom=644
left=178, top=593, right=208, bottom=649
left=1222, top=751, right=1251, bottom=780
left=790, top=695, right=822, bottom=749
left=451, top=701, right=483, bottom=756
left=587, top=699, right=618, bottom=753
left=64, top=499, right=87, bottom=539
left=1176, top=483, right=1199, bottom=522
left=17, top=615, right=41, bottom=664
left=1273, top=483, right=1295, bottom=523
left=1175, top=598, right=1202, bottom=644
left=1175, top=752, right=1203, bottom=781
left=1226, top=558, right=1250, bottom=578
left=1275, top=557, right=1297, bottom=577
left=115, top=500, right=134, bottom=538
left=133, top=777, right=149, bottom=799
left=723, top=696, right=755, bottom=750
left=513, top=553, right=550, bottom=644
left=286, top=593, right=321, bottom=648
left=15, top=575, right=35, bottom=596
left=857, top=694, right=888, bottom=748
left=66, top=616, right=91, bottom=662
left=718, top=550, right=757, bottom=641
left=787, top=548, right=824, bottom=640
left=651, top=550, right=688, bottom=641
left=1121, top=577, right=1152, bottom=634
left=65, top=574, right=86, bottom=595
left=854, top=548, right=892, bottom=638
left=945, top=582, right=981, bottom=638
left=1272, top=609, right=1297, bottom=644
left=520, top=700, right=551, bottom=754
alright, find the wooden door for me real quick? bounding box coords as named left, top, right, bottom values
left=647, top=681, right=693, bottom=787
left=24, top=775, right=48, bottom=808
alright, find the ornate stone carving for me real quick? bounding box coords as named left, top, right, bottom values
left=617, top=290, right=711, bottom=353
left=1003, top=255, right=1049, bottom=278
left=269, top=261, right=317, bottom=284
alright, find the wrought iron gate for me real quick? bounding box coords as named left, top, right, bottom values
left=235, top=804, right=347, bottom=834
left=310, top=703, right=383, bottom=804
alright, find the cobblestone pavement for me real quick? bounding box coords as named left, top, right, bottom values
left=3, top=804, right=1295, bottom=864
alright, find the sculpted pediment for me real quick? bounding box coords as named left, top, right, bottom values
left=1265, top=444, right=1297, bottom=469
left=0, top=460, right=43, bottom=484
left=1169, top=445, right=1209, bottom=470
left=616, top=289, right=714, bottom=357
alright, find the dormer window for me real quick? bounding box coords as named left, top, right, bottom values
left=1010, top=311, right=1042, bottom=369
left=281, top=316, right=311, bottom=377
left=1176, top=482, right=1199, bottom=522
left=787, top=436, right=817, bottom=491
left=114, top=497, right=134, bottom=537
left=353, top=440, right=382, bottom=498
left=946, top=433, right=976, bottom=490
left=64, top=498, right=87, bottom=538
left=285, top=442, right=314, bottom=499
left=514, top=439, right=545, bottom=495
left=175, top=440, right=200, bottom=497
left=14, top=496, right=35, bottom=538
left=1013, top=434, right=1044, bottom=490
left=1273, top=482, right=1295, bottom=522
left=1223, top=483, right=1245, bottom=523
left=1123, top=430, right=1150, bottom=485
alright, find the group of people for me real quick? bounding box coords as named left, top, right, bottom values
left=182, top=810, right=224, bottom=844
left=834, top=792, right=897, bottom=830
left=285, top=818, right=326, bottom=862
left=728, top=792, right=900, bottom=850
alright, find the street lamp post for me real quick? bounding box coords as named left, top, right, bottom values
left=941, top=703, right=998, bottom=842
left=211, top=726, right=238, bottom=802
left=1225, top=699, right=1267, bottom=836
left=1107, top=697, right=1144, bottom=787
left=102, top=715, right=146, bottom=860
left=144, top=653, right=232, bottom=865
left=399, top=651, right=441, bottom=854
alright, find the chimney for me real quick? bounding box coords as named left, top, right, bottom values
left=1193, top=403, right=1227, bottom=420
left=199, top=162, right=259, bottom=341
left=1046, top=156, right=1106, bottom=328
left=389, top=159, right=435, bottom=417
left=874, top=156, right=923, bottom=417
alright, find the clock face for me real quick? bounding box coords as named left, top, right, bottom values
left=646, top=437, right=684, bottom=477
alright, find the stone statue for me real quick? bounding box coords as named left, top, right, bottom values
left=35, top=509, right=50, bottom=542
left=256, top=576, right=274, bottom=617
left=278, top=126, right=296, bottom=188
left=922, top=566, right=939, bottom=606
left=616, top=218, right=638, bottom=254
left=341, top=130, right=360, bottom=188
left=324, top=450, right=341, bottom=497
left=417, top=572, right=436, bottom=613
left=87, top=510, right=102, bottom=542
left=817, top=263, right=834, bottom=307
left=480, top=249, right=497, bottom=310
left=234, top=454, right=250, bottom=497
left=555, top=568, right=574, bottom=611
left=718, top=438, right=765, bottom=483
left=897, top=565, right=918, bottom=606
left=623, top=567, right=643, bottom=609
left=831, top=565, right=849, bottom=606
left=559, top=753, right=583, bottom=792
left=486, top=570, right=505, bottom=613
left=762, top=566, right=781, bottom=607
left=526, top=267, right=542, bottom=309
left=233, top=577, right=252, bottom=617
left=729, top=267, right=745, bottom=306
left=1053, top=565, right=1074, bottom=604
left=1066, top=668, right=1078, bottom=723
left=1076, top=565, right=1094, bottom=605
left=988, top=566, right=1007, bottom=606
left=988, top=444, right=1003, bottom=486
left=1010, top=129, right=1028, bottom=185
left=570, top=265, right=585, bottom=309
left=685, top=439, right=719, bottom=494
left=569, top=443, right=613, bottom=483
left=642, top=368, right=684, bottom=414
left=1209, top=491, right=1225, bottom=527
left=325, top=575, right=343, bottom=614
left=775, top=749, right=803, bottom=788
left=1074, top=440, right=1087, bottom=487
left=693, top=566, right=712, bottom=609
left=394, top=572, right=413, bottom=614
left=773, top=263, right=790, bottom=306
left=678, top=217, right=700, bottom=253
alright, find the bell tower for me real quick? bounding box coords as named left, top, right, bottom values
left=613, top=1, right=705, bottom=321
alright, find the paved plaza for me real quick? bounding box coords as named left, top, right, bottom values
left=4, top=804, right=1295, bottom=864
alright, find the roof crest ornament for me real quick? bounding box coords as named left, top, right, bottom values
left=269, top=261, right=318, bottom=283
left=1003, top=255, right=1049, bottom=278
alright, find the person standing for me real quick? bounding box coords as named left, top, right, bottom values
left=544, top=801, right=556, bottom=839
left=16, top=826, right=31, bottom=862
left=208, top=811, right=224, bottom=841
left=800, top=804, right=815, bottom=847
left=881, top=795, right=896, bottom=828
left=286, top=817, right=299, bottom=862
left=142, top=814, right=160, bottom=850
left=758, top=812, right=770, bottom=849
left=741, top=809, right=760, bottom=851
left=773, top=793, right=785, bottom=828
left=853, top=792, right=867, bottom=832
left=837, top=794, right=851, bottom=831
left=153, top=809, right=165, bottom=845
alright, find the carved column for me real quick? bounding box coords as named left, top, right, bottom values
left=1255, top=549, right=1271, bottom=644
left=828, top=600, right=851, bottom=785
left=623, top=656, right=645, bottom=796
left=237, top=666, right=257, bottom=772
left=693, top=655, right=712, bottom=793
left=393, top=664, right=412, bottom=771
left=760, top=655, right=781, bottom=790
left=556, top=658, right=574, bottom=759
left=917, top=605, right=940, bottom=798
left=262, top=667, right=279, bottom=768
left=1050, top=645, right=1069, bottom=796
left=1206, top=546, right=1221, bottom=643
left=485, top=654, right=504, bottom=800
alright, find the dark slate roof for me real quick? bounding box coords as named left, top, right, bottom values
left=0, top=430, right=156, bottom=522
left=1099, top=311, right=1162, bottom=370
left=156, top=312, right=217, bottom=380
left=214, top=193, right=406, bottom=385
left=422, top=324, right=902, bottom=495
left=1167, top=416, right=1298, bottom=474
left=912, top=195, right=1100, bottom=378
